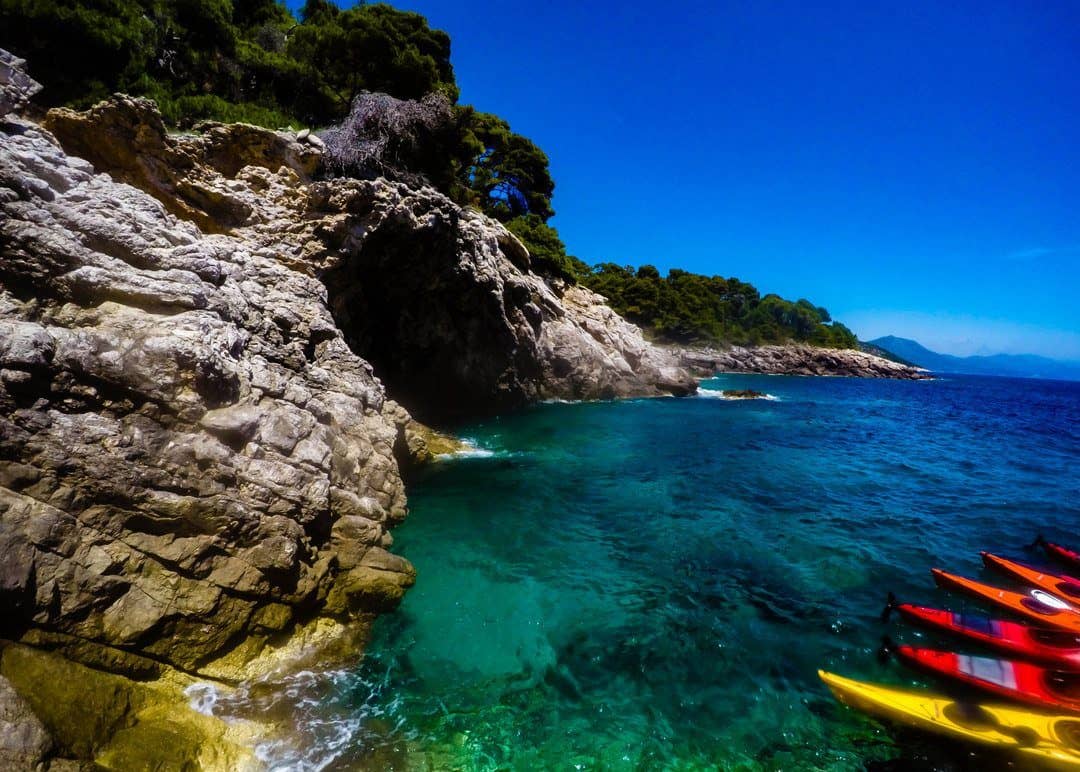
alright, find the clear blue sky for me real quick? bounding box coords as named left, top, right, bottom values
left=291, top=1, right=1080, bottom=359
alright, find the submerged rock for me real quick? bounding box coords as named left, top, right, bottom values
left=722, top=389, right=768, bottom=399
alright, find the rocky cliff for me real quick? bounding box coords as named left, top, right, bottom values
left=39, top=96, right=696, bottom=421
left=679, top=343, right=930, bottom=379
left=0, top=91, right=694, bottom=768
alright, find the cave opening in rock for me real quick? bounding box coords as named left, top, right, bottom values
left=321, top=211, right=537, bottom=425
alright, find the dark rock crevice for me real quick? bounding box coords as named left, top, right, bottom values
left=323, top=215, right=540, bottom=423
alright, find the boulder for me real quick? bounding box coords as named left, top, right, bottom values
left=0, top=49, right=42, bottom=119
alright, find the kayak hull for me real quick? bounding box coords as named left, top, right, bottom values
left=819, top=670, right=1080, bottom=770
left=894, top=644, right=1080, bottom=715
left=984, top=553, right=1080, bottom=603
left=931, top=568, right=1080, bottom=634
left=895, top=603, right=1080, bottom=669
left=1045, top=542, right=1080, bottom=573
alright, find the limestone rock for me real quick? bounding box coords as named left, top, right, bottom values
left=679, top=343, right=931, bottom=379
left=0, top=114, right=413, bottom=680
left=41, top=95, right=695, bottom=421
left=42, top=96, right=319, bottom=233
left=0, top=673, right=53, bottom=770
left=0, top=49, right=42, bottom=119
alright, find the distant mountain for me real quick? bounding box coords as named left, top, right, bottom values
left=869, top=336, right=1080, bottom=381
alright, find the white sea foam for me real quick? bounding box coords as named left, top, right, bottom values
left=697, top=388, right=779, bottom=401
left=184, top=682, right=221, bottom=716
left=436, top=438, right=497, bottom=459
left=186, top=665, right=404, bottom=772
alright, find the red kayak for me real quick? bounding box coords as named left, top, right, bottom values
left=1032, top=535, right=1080, bottom=574
left=891, top=643, right=1080, bottom=715
left=983, top=552, right=1080, bottom=602
left=931, top=568, right=1080, bottom=633
left=883, top=595, right=1080, bottom=669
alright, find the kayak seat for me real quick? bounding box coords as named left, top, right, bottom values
left=1022, top=597, right=1064, bottom=615
left=1058, top=719, right=1080, bottom=750
left=957, top=612, right=995, bottom=635
left=1045, top=671, right=1080, bottom=699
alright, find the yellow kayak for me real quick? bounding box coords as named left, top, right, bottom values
left=819, top=670, right=1080, bottom=770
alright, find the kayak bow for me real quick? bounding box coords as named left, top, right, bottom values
left=931, top=568, right=1080, bottom=633
left=984, top=552, right=1080, bottom=603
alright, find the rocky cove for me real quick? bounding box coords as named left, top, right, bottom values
left=0, top=63, right=924, bottom=769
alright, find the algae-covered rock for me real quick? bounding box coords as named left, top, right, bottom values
left=0, top=643, right=143, bottom=760
left=722, top=389, right=767, bottom=399
left=0, top=643, right=259, bottom=770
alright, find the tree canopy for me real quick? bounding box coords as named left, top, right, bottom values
left=458, top=111, right=556, bottom=222
left=0, top=0, right=455, bottom=126
left=578, top=264, right=859, bottom=348
left=0, top=0, right=557, bottom=224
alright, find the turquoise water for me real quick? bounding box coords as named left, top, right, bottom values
left=250, top=374, right=1079, bottom=769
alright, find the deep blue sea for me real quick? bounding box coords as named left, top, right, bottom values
left=236, top=374, right=1080, bottom=770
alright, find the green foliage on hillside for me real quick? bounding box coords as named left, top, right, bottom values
left=0, top=0, right=453, bottom=126
left=504, top=215, right=589, bottom=281
left=458, top=112, right=555, bottom=222
left=0, top=0, right=557, bottom=227
left=0, top=0, right=858, bottom=349
left=578, top=264, right=859, bottom=347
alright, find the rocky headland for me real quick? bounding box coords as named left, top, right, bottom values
left=0, top=81, right=697, bottom=768
left=678, top=343, right=930, bottom=380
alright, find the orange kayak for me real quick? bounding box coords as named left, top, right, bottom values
left=931, top=568, right=1080, bottom=633
left=983, top=552, right=1080, bottom=603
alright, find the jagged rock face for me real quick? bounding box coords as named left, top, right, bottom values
left=0, top=117, right=415, bottom=678
left=680, top=344, right=931, bottom=379
left=43, top=98, right=321, bottom=234
left=314, top=187, right=696, bottom=418
left=0, top=49, right=42, bottom=119
left=42, top=96, right=696, bottom=422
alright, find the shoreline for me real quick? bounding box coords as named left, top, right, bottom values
left=673, top=343, right=932, bottom=380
